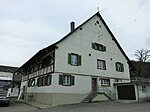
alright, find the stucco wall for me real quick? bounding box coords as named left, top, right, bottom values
left=55, top=14, right=130, bottom=80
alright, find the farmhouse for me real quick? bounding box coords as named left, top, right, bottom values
left=0, top=65, right=20, bottom=97
left=19, top=12, right=133, bottom=106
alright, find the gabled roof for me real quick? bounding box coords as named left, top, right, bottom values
left=0, top=65, right=18, bottom=73
left=20, top=12, right=132, bottom=69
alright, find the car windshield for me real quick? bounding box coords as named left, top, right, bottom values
left=0, top=80, right=11, bottom=89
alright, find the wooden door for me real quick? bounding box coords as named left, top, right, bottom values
left=92, top=78, right=97, bottom=92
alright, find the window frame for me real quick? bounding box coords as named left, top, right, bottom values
left=68, top=53, right=81, bottom=66
left=97, top=59, right=106, bottom=70
left=101, top=79, right=110, bottom=87
left=115, top=62, right=124, bottom=72
left=63, top=75, right=71, bottom=86
left=92, top=43, right=106, bottom=52
left=59, top=74, right=75, bottom=86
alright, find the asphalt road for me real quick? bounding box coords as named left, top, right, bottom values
left=0, top=101, right=150, bottom=112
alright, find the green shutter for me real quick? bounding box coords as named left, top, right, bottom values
left=92, top=43, right=95, bottom=49
left=28, top=80, right=30, bottom=87
left=103, top=46, right=106, bottom=52
left=68, top=53, right=71, bottom=64
left=115, top=62, right=118, bottom=71
left=37, top=78, right=39, bottom=86
left=39, top=77, right=42, bottom=86
left=49, top=75, right=52, bottom=85
left=78, top=55, right=81, bottom=66
left=71, top=76, right=75, bottom=85
left=121, top=64, right=124, bottom=72
left=44, top=76, right=47, bottom=86
left=59, top=75, right=63, bottom=85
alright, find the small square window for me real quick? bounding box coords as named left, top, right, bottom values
left=142, top=86, right=147, bottom=93
left=115, top=62, right=124, bottom=72
left=97, top=59, right=106, bottom=70
left=68, top=53, right=81, bottom=66
left=101, top=79, right=110, bottom=87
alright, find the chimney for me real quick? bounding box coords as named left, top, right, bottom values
left=70, top=21, right=75, bottom=32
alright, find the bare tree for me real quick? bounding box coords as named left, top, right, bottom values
left=134, top=49, right=150, bottom=62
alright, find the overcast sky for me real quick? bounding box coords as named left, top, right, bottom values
left=0, top=0, right=150, bottom=67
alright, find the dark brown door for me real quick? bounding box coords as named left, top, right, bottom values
left=92, top=78, right=97, bottom=92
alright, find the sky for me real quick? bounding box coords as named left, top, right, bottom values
left=0, top=0, right=150, bottom=67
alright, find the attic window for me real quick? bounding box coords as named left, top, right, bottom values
left=92, top=43, right=106, bottom=52
left=115, top=62, right=124, bottom=72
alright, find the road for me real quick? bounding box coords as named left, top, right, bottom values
left=0, top=101, right=150, bottom=112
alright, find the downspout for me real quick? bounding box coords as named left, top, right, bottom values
left=137, top=84, right=140, bottom=102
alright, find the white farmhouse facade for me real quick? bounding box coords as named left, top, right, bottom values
left=19, top=12, right=133, bottom=106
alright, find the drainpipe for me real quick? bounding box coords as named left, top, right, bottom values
left=137, top=84, right=140, bottom=102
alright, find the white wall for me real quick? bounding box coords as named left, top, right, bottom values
left=27, top=73, right=91, bottom=94
left=55, top=14, right=130, bottom=80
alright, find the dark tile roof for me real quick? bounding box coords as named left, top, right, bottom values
left=131, top=61, right=150, bottom=78
left=0, top=65, right=19, bottom=73
left=0, top=65, right=22, bottom=82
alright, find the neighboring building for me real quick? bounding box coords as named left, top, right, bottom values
left=19, top=12, right=133, bottom=106
left=0, top=65, right=20, bottom=97
left=131, top=61, right=150, bottom=78
left=128, top=61, right=150, bottom=102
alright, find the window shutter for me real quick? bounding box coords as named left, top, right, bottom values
left=121, top=64, right=124, bottom=72
left=59, top=75, right=63, bottom=85
left=115, top=62, right=118, bottom=71
left=39, top=77, right=42, bottom=86
left=71, top=76, right=75, bottom=85
left=103, top=46, right=106, bottom=52
left=49, top=75, right=52, bottom=85
left=68, top=53, right=71, bottom=64
left=37, top=78, right=39, bottom=87
left=28, top=80, right=30, bottom=87
left=78, top=55, right=82, bottom=66
left=92, top=43, right=95, bottom=49
left=44, top=76, right=48, bottom=86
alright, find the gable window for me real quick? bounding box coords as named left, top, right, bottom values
left=92, top=43, right=106, bottom=52
left=101, top=79, right=110, bottom=87
left=115, top=62, right=124, bottom=72
left=97, top=59, right=106, bottom=70
left=68, top=53, right=81, bottom=66
left=59, top=74, right=75, bottom=86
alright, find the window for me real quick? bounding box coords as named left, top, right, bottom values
left=115, top=62, right=124, bottom=72
left=68, top=53, right=81, bottom=66
left=101, top=79, right=110, bottom=87
left=46, top=75, right=52, bottom=86
left=37, top=77, right=42, bottom=87
left=63, top=75, right=71, bottom=85
left=142, top=86, right=147, bottom=93
left=97, top=59, right=106, bottom=70
left=92, top=43, right=106, bottom=52
left=37, top=75, right=52, bottom=87
left=59, top=75, right=75, bottom=86
left=28, top=78, right=35, bottom=87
